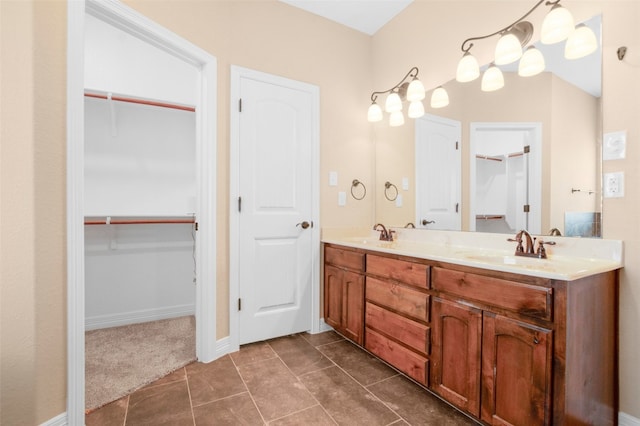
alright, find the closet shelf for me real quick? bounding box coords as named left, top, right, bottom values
left=85, top=216, right=196, bottom=225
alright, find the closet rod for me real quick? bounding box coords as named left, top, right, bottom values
left=85, top=217, right=196, bottom=225
left=84, top=92, right=196, bottom=112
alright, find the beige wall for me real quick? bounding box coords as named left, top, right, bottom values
left=372, top=0, right=640, bottom=418
left=1, top=0, right=67, bottom=424
left=1, top=0, right=638, bottom=423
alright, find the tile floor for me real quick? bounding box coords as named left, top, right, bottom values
left=86, top=331, right=477, bottom=425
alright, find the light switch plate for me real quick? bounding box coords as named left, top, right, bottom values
left=402, top=177, right=409, bottom=191
left=395, top=194, right=403, bottom=207
left=338, top=191, right=346, bottom=206
left=329, top=171, right=338, bottom=186
left=603, top=172, right=624, bottom=198
left=603, top=131, right=626, bottom=160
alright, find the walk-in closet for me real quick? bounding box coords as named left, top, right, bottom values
left=84, top=12, right=200, bottom=410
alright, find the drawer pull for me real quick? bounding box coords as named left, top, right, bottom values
left=534, top=337, right=540, bottom=345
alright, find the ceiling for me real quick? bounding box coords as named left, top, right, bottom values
left=278, top=0, right=413, bottom=35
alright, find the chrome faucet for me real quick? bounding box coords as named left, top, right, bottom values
left=508, top=229, right=556, bottom=259
left=373, top=223, right=394, bottom=241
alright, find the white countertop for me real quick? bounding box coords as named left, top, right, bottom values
left=322, top=228, right=623, bottom=281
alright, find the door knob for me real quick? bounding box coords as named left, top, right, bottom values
left=422, top=219, right=436, bottom=226
left=296, top=221, right=311, bottom=229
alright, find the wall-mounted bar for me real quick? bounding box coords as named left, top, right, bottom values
left=84, top=92, right=196, bottom=112
left=476, top=154, right=503, bottom=162
left=476, top=214, right=505, bottom=220
left=85, top=216, right=196, bottom=225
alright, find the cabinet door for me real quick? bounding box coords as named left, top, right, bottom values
left=481, top=314, right=552, bottom=426
left=342, top=270, right=364, bottom=345
left=430, top=298, right=482, bottom=417
left=324, top=265, right=343, bottom=330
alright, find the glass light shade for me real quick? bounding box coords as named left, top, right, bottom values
left=389, top=111, right=404, bottom=127
left=408, top=100, right=425, bottom=118
left=385, top=92, right=402, bottom=113
left=481, top=64, right=504, bottom=92
left=518, top=46, right=546, bottom=77
left=406, top=78, right=426, bottom=101
left=495, top=32, right=523, bottom=65
left=430, top=86, right=449, bottom=108
left=456, top=52, right=480, bottom=83
left=367, top=102, right=383, bottom=122
left=564, top=24, right=598, bottom=59
left=541, top=4, right=574, bottom=44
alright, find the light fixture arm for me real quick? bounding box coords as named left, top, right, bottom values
left=460, top=0, right=560, bottom=53
left=370, top=66, right=420, bottom=102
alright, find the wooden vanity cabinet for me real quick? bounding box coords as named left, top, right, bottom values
left=323, top=245, right=365, bottom=345
left=322, top=244, right=618, bottom=426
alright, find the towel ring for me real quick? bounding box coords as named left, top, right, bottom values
left=351, top=179, right=367, bottom=200
left=384, top=181, right=398, bottom=201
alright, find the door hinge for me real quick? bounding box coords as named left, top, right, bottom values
left=238, top=196, right=242, bottom=212
left=455, top=203, right=459, bottom=213
left=195, top=222, right=199, bottom=231
left=524, top=145, right=530, bottom=154
left=523, top=204, right=530, bottom=213
left=238, top=298, right=242, bottom=311
left=239, top=98, right=242, bottom=112
left=455, top=141, right=459, bottom=150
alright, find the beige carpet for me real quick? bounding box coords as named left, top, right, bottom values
left=85, top=315, right=196, bottom=410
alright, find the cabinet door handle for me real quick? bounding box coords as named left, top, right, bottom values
left=533, top=337, right=540, bottom=345
left=296, top=221, right=311, bottom=229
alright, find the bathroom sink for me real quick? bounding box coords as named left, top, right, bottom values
left=463, top=253, right=548, bottom=266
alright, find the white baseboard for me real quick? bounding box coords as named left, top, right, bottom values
left=620, top=412, right=640, bottom=426
left=85, top=304, right=195, bottom=330
left=39, top=412, right=67, bottom=426
left=316, top=319, right=334, bottom=333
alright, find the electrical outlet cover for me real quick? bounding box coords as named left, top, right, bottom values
left=603, top=172, right=624, bottom=198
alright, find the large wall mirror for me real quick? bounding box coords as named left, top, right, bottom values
left=375, top=15, right=602, bottom=238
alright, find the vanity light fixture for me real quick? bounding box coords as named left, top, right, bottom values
left=481, top=63, right=505, bottom=92
left=367, top=66, right=426, bottom=126
left=430, top=86, right=449, bottom=108
left=456, top=0, right=597, bottom=85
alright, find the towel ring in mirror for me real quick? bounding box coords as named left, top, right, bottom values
left=351, top=179, right=367, bottom=200
left=384, top=181, right=398, bottom=201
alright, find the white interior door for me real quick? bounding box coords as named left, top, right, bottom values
left=415, top=114, right=461, bottom=230
left=236, top=70, right=317, bottom=345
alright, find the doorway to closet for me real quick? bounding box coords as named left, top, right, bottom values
left=67, top=1, right=217, bottom=423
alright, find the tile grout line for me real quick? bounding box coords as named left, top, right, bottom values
left=314, top=341, right=410, bottom=425
left=265, top=339, right=339, bottom=425
left=122, top=395, right=130, bottom=426
left=183, top=367, right=197, bottom=426
left=229, top=351, right=269, bottom=425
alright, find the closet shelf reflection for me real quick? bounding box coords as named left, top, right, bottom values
left=84, top=216, right=196, bottom=226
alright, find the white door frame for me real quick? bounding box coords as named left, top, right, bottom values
left=229, top=66, right=321, bottom=352
left=67, top=1, right=217, bottom=423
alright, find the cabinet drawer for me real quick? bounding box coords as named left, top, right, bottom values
left=366, top=277, right=430, bottom=322
left=325, top=245, right=365, bottom=272
left=367, top=254, right=429, bottom=288
left=432, top=267, right=552, bottom=320
left=365, top=328, right=429, bottom=386
left=366, top=302, right=430, bottom=355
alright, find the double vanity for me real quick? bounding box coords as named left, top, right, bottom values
left=322, top=228, right=622, bottom=426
